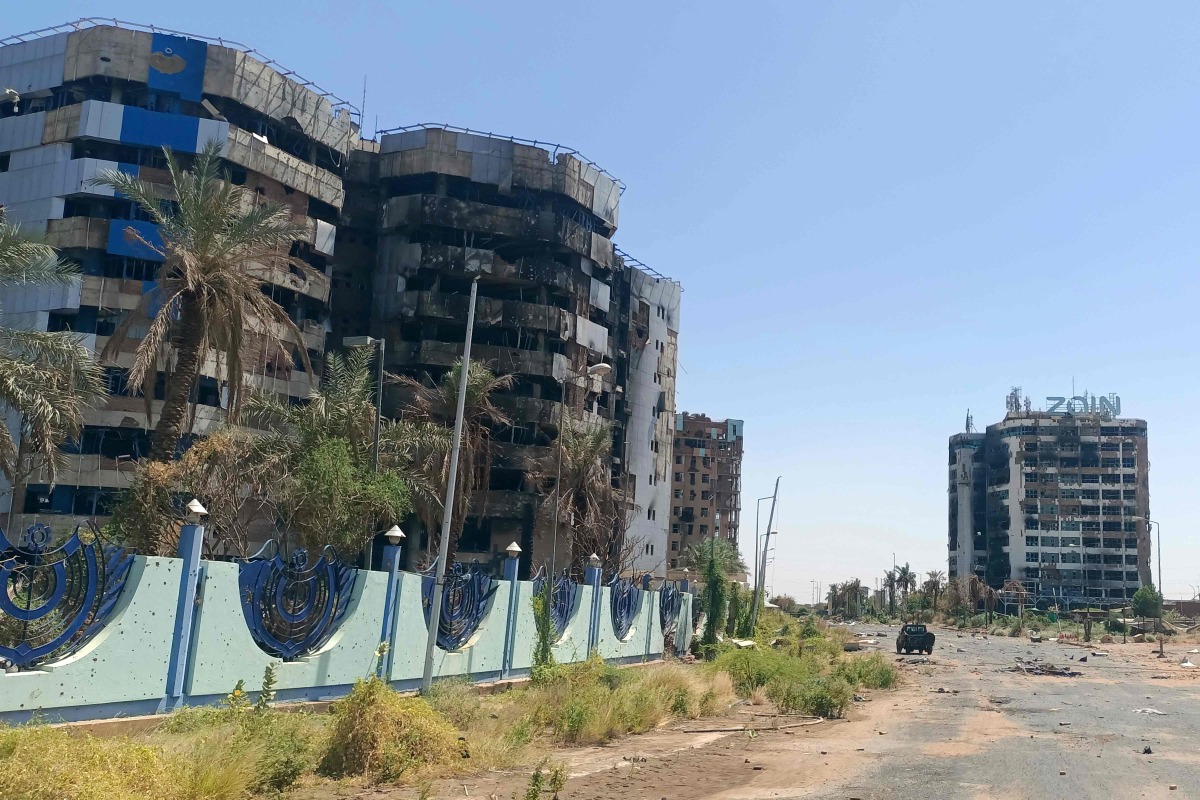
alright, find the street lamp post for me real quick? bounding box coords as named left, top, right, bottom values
left=753, top=495, right=773, bottom=593
left=421, top=276, right=479, bottom=692
left=549, top=362, right=611, bottom=578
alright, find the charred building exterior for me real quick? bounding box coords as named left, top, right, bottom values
left=338, top=126, right=680, bottom=577
left=0, top=21, right=353, bottom=528
left=949, top=393, right=1150, bottom=605
left=0, top=25, right=682, bottom=578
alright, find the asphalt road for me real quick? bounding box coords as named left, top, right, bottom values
left=807, top=625, right=1200, bottom=800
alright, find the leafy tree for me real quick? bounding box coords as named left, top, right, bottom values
left=91, top=142, right=309, bottom=462
left=109, top=351, right=411, bottom=556
left=770, top=594, right=799, bottom=613
left=1131, top=583, right=1162, bottom=625
left=0, top=216, right=105, bottom=486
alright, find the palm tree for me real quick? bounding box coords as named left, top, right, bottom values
left=843, top=578, right=862, bottom=618
left=924, top=570, right=946, bottom=612
left=826, top=582, right=841, bottom=617
left=391, top=359, right=514, bottom=564
left=884, top=570, right=897, bottom=617
left=91, top=142, right=309, bottom=462
left=0, top=216, right=105, bottom=487
left=895, top=563, right=916, bottom=605
left=249, top=347, right=379, bottom=462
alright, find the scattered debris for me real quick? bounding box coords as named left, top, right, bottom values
left=1133, top=708, right=1166, bottom=715
left=730, top=639, right=757, bottom=649
left=1060, top=770, right=1067, bottom=776
left=1143, top=746, right=1153, bottom=754
left=1029, top=634, right=1042, bottom=643
left=1180, top=658, right=1196, bottom=669
left=956, top=647, right=967, bottom=653
left=896, top=656, right=930, bottom=665
left=1058, top=722, right=1071, bottom=726
left=1100, top=634, right=1114, bottom=644
left=1003, top=658, right=1081, bottom=677
left=1090, top=651, right=1109, bottom=657
left=1078, top=656, right=1088, bottom=663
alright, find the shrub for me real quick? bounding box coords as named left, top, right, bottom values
left=833, top=653, right=897, bottom=690
left=321, top=678, right=461, bottom=782
left=769, top=675, right=853, bottom=717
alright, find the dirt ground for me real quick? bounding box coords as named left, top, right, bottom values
left=300, top=627, right=1200, bottom=799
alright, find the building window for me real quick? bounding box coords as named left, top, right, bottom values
left=699, top=525, right=708, bottom=535
left=1026, top=552, right=1040, bottom=562
left=671, top=524, right=680, bottom=534
left=675, top=455, right=682, bottom=464
left=700, top=508, right=708, bottom=517
left=674, top=472, right=683, bottom=482
left=701, top=474, right=710, bottom=484
left=1026, top=536, right=1039, bottom=547
left=673, top=489, right=682, bottom=499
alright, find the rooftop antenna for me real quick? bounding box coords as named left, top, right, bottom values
left=360, top=75, right=367, bottom=137
left=965, top=409, right=975, bottom=433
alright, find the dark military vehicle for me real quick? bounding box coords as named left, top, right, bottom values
left=896, top=623, right=935, bottom=654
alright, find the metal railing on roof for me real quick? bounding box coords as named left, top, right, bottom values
left=613, top=246, right=681, bottom=287
left=375, top=122, right=625, bottom=193
left=0, top=18, right=360, bottom=117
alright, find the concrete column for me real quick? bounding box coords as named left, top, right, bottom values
left=163, top=523, right=204, bottom=710
left=642, top=574, right=654, bottom=662
left=379, top=544, right=404, bottom=678
left=585, top=565, right=602, bottom=654
left=500, top=555, right=521, bottom=678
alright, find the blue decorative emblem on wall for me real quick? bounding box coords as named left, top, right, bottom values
left=0, top=522, right=133, bottom=670
left=238, top=541, right=356, bottom=660
left=608, top=575, right=642, bottom=640
left=531, top=566, right=577, bottom=641
left=422, top=561, right=497, bottom=651
left=658, top=581, right=682, bottom=636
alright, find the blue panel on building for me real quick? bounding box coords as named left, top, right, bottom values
left=147, top=34, right=207, bottom=102
left=117, top=162, right=139, bottom=176
left=108, top=220, right=165, bottom=262
left=120, top=106, right=200, bottom=154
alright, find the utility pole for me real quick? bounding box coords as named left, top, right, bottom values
left=750, top=477, right=780, bottom=632
left=421, top=276, right=479, bottom=692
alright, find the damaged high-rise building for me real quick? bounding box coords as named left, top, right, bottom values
left=337, top=125, right=681, bottom=578
left=948, top=390, right=1150, bottom=605
left=0, top=22, right=682, bottom=578
left=0, top=21, right=353, bottom=529
left=667, top=413, right=744, bottom=580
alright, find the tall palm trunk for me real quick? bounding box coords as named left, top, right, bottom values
left=150, top=295, right=204, bottom=462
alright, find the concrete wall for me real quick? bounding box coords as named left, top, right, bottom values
left=0, top=543, right=691, bottom=723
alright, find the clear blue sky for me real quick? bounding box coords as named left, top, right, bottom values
left=11, top=3, right=1200, bottom=598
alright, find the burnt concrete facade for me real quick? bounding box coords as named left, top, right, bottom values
left=334, top=126, right=680, bottom=578
left=0, top=21, right=354, bottom=529
left=949, top=399, right=1150, bottom=606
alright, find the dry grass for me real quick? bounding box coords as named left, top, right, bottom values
left=0, top=724, right=252, bottom=800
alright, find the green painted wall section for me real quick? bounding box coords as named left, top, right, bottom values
left=385, top=571, right=508, bottom=682
left=0, top=554, right=689, bottom=720
left=187, top=561, right=389, bottom=697
left=0, top=557, right=179, bottom=714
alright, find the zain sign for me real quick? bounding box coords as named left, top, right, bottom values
left=1045, top=395, right=1121, bottom=416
